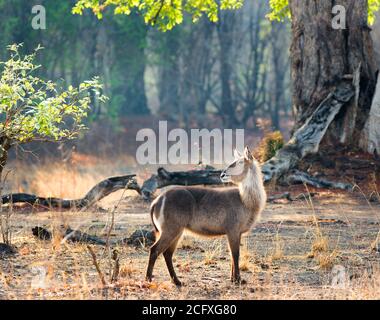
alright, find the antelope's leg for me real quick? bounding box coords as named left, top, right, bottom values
left=227, top=233, right=242, bottom=284
left=145, top=229, right=182, bottom=282
left=163, top=233, right=183, bottom=286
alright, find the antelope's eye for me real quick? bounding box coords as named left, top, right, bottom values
left=230, top=162, right=237, bottom=168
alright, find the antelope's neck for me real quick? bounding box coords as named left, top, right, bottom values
left=238, top=165, right=267, bottom=213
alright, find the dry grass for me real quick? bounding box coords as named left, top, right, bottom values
left=240, top=238, right=252, bottom=272
left=270, top=233, right=285, bottom=262
left=0, top=207, right=13, bottom=245
left=203, top=240, right=223, bottom=266
left=6, top=154, right=136, bottom=198
left=1, top=161, right=380, bottom=300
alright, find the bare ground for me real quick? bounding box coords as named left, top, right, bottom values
left=1, top=188, right=380, bottom=300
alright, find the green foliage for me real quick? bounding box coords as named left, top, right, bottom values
left=73, top=0, right=244, bottom=31
left=0, top=44, right=107, bottom=144
left=369, top=0, right=380, bottom=25
left=267, top=0, right=290, bottom=21
left=258, top=131, right=284, bottom=162
left=268, top=0, right=380, bottom=25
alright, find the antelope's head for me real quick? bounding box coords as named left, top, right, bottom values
left=220, top=146, right=257, bottom=184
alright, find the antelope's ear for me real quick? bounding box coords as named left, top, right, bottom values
left=234, top=149, right=242, bottom=159
left=244, top=146, right=254, bottom=162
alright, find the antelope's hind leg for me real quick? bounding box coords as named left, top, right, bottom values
left=163, top=233, right=183, bottom=286
left=145, top=228, right=183, bottom=284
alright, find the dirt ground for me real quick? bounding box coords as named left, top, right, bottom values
left=1, top=186, right=380, bottom=300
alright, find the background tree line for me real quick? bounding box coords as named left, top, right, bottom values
left=0, top=0, right=291, bottom=130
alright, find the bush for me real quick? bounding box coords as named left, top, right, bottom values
left=258, top=131, right=284, bottom=162
left=0, top=44, right=107, bottom=178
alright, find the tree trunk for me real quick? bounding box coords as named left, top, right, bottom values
left=270, top=21, right=289, bottom=130
left=112, top=14, right=150, bottom=115
left=289, top=0, right=377, bottom=149
left=156, top=29, right=181, bottom=122
left=217, top=11, right=239, bottom=127
left=361, top=72, right=380, bottom=153
left=181, top=19, right=215, bottom=127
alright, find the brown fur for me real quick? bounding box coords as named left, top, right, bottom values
left=145, top=147, right=266, bottom=286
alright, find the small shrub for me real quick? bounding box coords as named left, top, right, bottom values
left=258, top=131, right=284, bottom=162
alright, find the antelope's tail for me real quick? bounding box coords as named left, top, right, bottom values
left=150, top=197, right=160, bottom=233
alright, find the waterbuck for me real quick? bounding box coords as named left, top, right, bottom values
left=145, top=146, right=267, bottom=286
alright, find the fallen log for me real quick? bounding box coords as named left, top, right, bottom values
left=2, top=174, right=140, bottom=210
left=267, top=191, right=318, bottom=203
left=32, top=226, right=155, bottom=248
left=141, top=167, right=223, bottom=200
left=267, top=192, right=293, bottom=202
left=32, top=226, right=52, bottom=240
left=32, top=226, right=106, bottom=245
left=63, top=227, right=107, bottom=245
left=0, top=243, right=17, bottom=257
left=283, top=170, right=352, bottom=190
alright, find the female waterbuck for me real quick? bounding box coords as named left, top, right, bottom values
left=146, top=146, right=267, bottom=286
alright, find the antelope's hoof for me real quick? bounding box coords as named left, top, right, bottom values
left=173, top=279, right=182, bottom=287
left=231, top=277, right=246, bottom=285
left=146, top=275, right=153, bottom=282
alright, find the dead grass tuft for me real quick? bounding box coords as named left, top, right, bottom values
left=119, top=262, right=136, bottom=278
left=240, top=239, right=252, bottom=272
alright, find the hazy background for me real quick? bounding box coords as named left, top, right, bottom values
left=1, top=0, right=380, bottom=195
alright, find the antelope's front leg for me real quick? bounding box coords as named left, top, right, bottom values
left=227, top=233, right=241, bottom=284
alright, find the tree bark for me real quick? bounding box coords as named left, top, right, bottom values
left=217, top=11, right=239, bottom=127
left=270, top=22, right=289, bottom=130
left=289, top=0, right=377, bottom=149
left=156, top=28, right=181, bottom=122
left=112, top=14, right=150, bottom=115
left=262, top=79, right=355, bottom=183
left=361, top=72, right=380, bottom=153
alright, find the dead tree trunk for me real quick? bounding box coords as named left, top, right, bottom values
left=289, top=0, right=377, bottom=148
left=262, top=79, right=355, bottom=183
left=260, top=1, right=378, bottom=185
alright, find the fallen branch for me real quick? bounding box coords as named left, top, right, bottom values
left=63, top=227, right=107, bottom=245
left=283, top=170, right=352, bottom=190
left=141, top=167, right=223, bottom=200
left=32, top=226, right=155, bottom=248
left=0, top=243, right=17, bottom=257
left=32, top=226, right=107, bottom=245
left=2, top=174, right=140, bottom=210
left=267, top=191, right=318, bottom=203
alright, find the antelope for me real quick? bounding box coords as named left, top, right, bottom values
left=145, top=146, right=267, bottom=286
